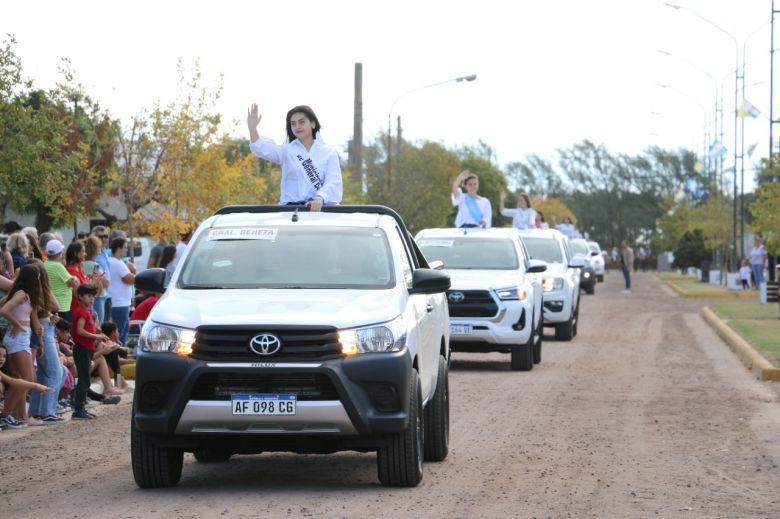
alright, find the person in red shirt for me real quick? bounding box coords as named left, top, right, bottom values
left=130, top=292, right=160, bottom=322
left=71, top=284, right=110, bottom=420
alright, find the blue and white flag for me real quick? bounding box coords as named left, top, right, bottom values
left=709, top=139, right=727, bottom=158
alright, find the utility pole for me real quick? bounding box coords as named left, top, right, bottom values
left=350, top=63, right=363, bottom=188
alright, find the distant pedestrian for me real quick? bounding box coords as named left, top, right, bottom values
left=749, top=237, right=768, bottom=290
left=620, top=240, right=634, bottom=294
left=451, top=170, right=491, bottom=229
left=499, top=191, right=536, bottom=230
left=739, top=259, right=751, bottom=290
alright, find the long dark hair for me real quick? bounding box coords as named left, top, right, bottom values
left=65, top=241, right=84, bottom=266
left=30, top=261, right=54, bottom=317
left=159, top=245, right=177, bottom=269
left=1, top=264, right=43, bottom=311
left=285, top=105, right=321, bottom=142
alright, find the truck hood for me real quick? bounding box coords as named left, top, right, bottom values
left=445, top=269, right=522, bottom=290
left=149, top=288, right=402, bottom=329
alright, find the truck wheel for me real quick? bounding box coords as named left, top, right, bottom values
left=131, top=419, right=183, bottom=488
left=532, top=312, right=543, bottom=364
left=572, top=300, right=580, bottom=337
left=510, top=335, right=534, bottom=371
left=586, top=284, right=595, bottom=295
left=193, top=449, right=232, bottom=463
left=377, top=371, right=423, bottom=487
left=555, top=315, right=574, bottom=341
left=423, top=355, right=449, bottom=462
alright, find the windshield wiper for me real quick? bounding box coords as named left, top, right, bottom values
left=183, top=284, right=226, bottom=289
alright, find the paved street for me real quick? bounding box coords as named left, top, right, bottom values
left=1, top=272, right=779, bottom=518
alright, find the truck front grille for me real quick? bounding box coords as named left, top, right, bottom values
left=191, top=325, right=342, bottom=361
left=190, top=372, right=339, bottom=401
left=447, top=290, right=499, bottom=318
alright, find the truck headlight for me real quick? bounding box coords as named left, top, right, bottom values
left=339, top=316, right=407, bottom=355
left=496, top=286, right=527, bottom=301
left=139, top=323, right=196, bottom=356
left=542, top=277, right=564, bottom=292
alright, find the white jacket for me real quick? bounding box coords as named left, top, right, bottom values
left=249, top=137, right=343, bottom=204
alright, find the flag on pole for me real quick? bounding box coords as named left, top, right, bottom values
left=709, top=139, right=727, bottom=158
left=746, top=142, right=758, bottom=157
left=737, top=99, right=760, bottom=118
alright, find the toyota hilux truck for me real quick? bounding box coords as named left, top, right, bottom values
left=130, top=205, right=451, bottom=488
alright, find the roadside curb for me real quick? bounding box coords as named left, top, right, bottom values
left=667, top=281, right=759, bottom=299
left=701, top=306, right=780, bottom=381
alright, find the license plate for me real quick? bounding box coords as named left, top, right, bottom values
left=231, top=394, right=297, bottom=415
left=450, top=324, right=473, bottom=335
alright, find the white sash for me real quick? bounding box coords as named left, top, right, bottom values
left=295, top=152, right=323, bottom=191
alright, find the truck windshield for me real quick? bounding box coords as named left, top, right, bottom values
left=179, top=226, right=394, bottom=289
left=520, top=236, right=563, bottom=264
left=418, top=238, right=518, bottom=270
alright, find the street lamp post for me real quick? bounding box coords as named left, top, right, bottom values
left=739, top=24, right=769, bottom=259
left=386, top=74, right=477, bottom=191
left=665, top=2, right=740, bottom=271
left=657, top=50, right=720, bottom=192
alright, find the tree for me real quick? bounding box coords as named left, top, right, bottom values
left=366, top=140, right=460, bottom=232
left=750, top=157, right=780, bottom=254
left=0, top=41, right=112, bottom=230
left=673, top=229, right=711, bottom=270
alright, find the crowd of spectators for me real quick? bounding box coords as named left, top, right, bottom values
left=0, top=220, right=165, bottom=430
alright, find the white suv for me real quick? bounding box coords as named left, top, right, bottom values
left=517, top=229, right=583, bottom=341
left=131, top=206, right=451, bottom=488
left=588, top=240, right=605, bottom=282
left=416, top=228, right=546, bottom=370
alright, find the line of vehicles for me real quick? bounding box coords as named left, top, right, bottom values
left=129, top=205, right=606, bottom=489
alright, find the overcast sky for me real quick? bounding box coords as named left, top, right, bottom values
left=3, top=0, right=774, bottom=191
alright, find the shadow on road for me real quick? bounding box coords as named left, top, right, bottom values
left=172, top=452, right=381, bottom=490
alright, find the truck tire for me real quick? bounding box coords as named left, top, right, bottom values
left=377, top=371, right=423, bottom=487
left=131, top=419, right=183, bottom=488
left=555, top=315, right=574, bottom=341
left=423, top=355, right=449, bottom=462
left=511, top=335, right=534, bottom=371
left=532, top=312, right=543, bottom=364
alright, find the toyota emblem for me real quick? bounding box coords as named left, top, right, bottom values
left=448, top=292, right=465, bottom=303
left=249, top=333, right=282, bottom=356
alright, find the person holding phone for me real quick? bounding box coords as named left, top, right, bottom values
left=83, top=236, right=109, bottom=324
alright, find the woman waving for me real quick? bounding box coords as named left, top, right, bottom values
left=451, top=170, right=492, bottom=228
left=247, top=104, right=342, bottom=211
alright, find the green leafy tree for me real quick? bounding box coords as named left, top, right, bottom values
left=673, top=229, right=711, bottom=270
left=750, top=156, right=780, bottom=254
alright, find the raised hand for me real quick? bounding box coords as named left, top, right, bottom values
left=247, top=103, right=262, bottom=129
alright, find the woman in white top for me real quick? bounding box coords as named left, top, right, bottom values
left=247, top=104, right=342, bottom=211
left=499, top=191, right=537, bottom=230
left=451, top=171, right=492, bottom=228
left=749, top=237, right=768, bottom=288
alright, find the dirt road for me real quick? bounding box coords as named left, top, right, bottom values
left=2, top=272, right=779, bottom=518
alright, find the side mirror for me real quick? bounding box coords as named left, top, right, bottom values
left=135, top=268, right=167, bottom=293
left=569, top=256, right=585, bottom=269
left=527, top=259, right=548, bottom=274
left=409, top=268, right=451, bottom=294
